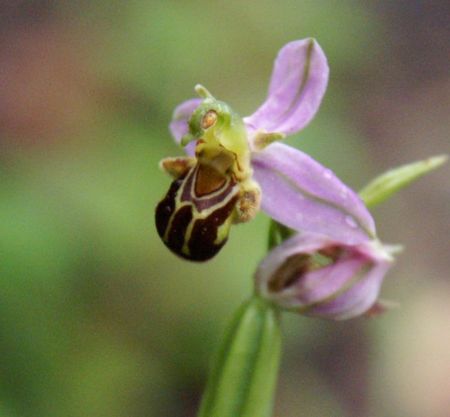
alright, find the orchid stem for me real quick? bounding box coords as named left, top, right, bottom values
left=197, top=296, right=282, bottom=417
left=268, top=220, right=294, bottom=250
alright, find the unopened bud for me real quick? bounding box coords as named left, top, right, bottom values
left=255, top=233, right=395, bottom=320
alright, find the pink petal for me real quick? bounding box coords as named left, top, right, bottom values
left=251, top=143, right=376, bottom=244
left=307, top=259, right=391, bottom=320
left=244, top=39, right=329, bottom=137
left=255, top=233, right=393, bottom=320
left=169, top=98, right=201, bottom=155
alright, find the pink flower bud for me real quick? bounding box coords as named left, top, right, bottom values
left=255, top=233, right=394, bottom=320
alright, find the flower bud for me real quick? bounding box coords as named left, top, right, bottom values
left=255, top=233, right=395, bottom=320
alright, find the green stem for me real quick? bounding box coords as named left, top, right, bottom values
left=197, top=296, right=282, bottom=417
left=268, top=220, right=294, bottom=250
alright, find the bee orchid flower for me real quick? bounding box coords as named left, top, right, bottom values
left=255, top=232, right=396, bottom=320
left=157, top=38, right=376, bottom=261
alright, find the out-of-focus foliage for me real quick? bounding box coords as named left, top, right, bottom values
left=0, top=1, right=448, bottom=417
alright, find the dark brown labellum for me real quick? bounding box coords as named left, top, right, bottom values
left=155, top=163, right=240, bottom=261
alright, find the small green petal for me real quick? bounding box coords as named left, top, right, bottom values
left=359, top=155, right=448, bottom=208
left=181, top=133, right=196, bottom=146
left=253, top=131, right=286, bottom=151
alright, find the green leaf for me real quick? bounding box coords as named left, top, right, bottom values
left=197, top=297, right=282, bottom=417
left=359, top=155, right=447, bottom=208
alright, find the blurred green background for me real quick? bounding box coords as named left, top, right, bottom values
left=1, top=1, right=449, bottom=416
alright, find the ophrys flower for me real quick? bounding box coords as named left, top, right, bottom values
left=255, top=232, right=397, bottom=320
left=156, top=38, right=375, bottom=261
